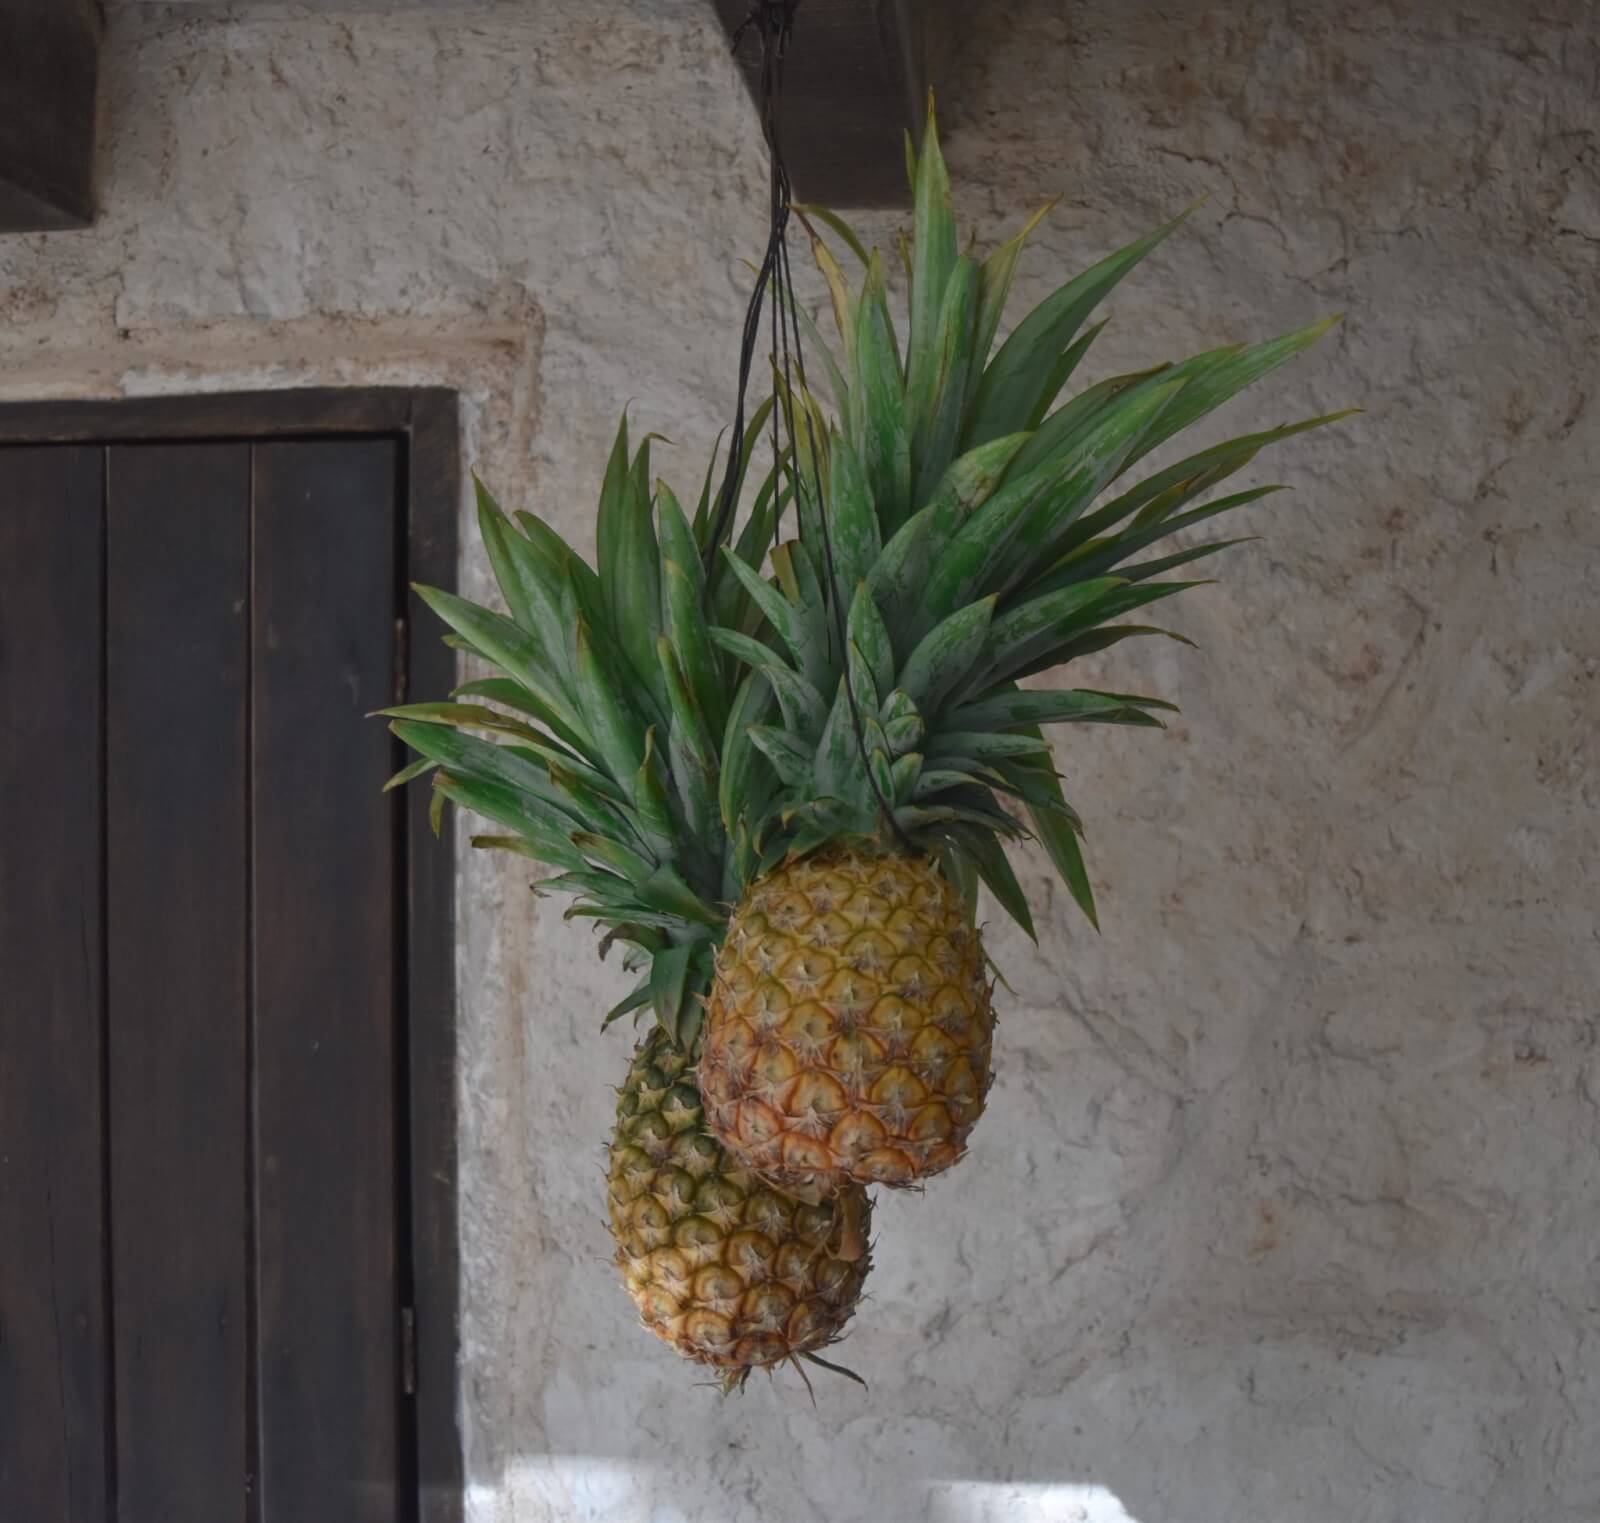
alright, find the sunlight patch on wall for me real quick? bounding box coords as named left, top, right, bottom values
left=467, top=1457, right=682, bottom=1523
left=928, top=1479, right=1140, bottom=1523
left=467, top=1461, right=1140, bottom=1523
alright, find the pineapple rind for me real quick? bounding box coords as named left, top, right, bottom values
left=701, top=841, right=994, bottom=1191
left=608, top=1030, right=871, bottom=1388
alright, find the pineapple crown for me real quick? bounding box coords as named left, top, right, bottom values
left=708, top=99, right=1349, bottom=934
left=379, top=414, right=786, bottom=1048
left=383, top=101, right=1350, bottom=1040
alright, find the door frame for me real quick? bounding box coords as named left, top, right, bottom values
left=0, top=388, right=464, bottom=1523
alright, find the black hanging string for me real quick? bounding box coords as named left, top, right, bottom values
left=702, top=0, right=796, bottom=567
left=710, top=0, right=912, bottom=849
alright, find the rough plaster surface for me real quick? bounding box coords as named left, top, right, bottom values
left=4, top=3, right=1598, bottom=1520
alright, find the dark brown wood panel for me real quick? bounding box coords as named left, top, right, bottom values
left=0, top=389, right=436, bottom=447
left=711, top=0, right=924, bottom=207
left=106, top=442, right=251, bottom=1523
left=251, top=440, right=404, bottom=1523
left=0, top=390, right=463, bottom=1523
left=0, top=447, right=110, bottom=1521
left=0, top=0, right=102, bottom=230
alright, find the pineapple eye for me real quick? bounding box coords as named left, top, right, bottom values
left=789, top=1071, right=849, bottom=1119
left=661, top=1084, right=702, bottom=1130
left=778, top=1001, right=834, bottom=1049
left=738, top=1283, right=795, bottom=1330
left=658, top=1167, right=698, bottom=1212
left=692, top=1266, right=745, bottom=1309
left=828, top=1110, right=889, bottom=1159
left=748, top=977, right=792, bottom=1018
left=638, top=1284, right=684, bottom=1324
left=779, top=1132, right=833, bottom=1175
left=683, top=1308, right=736, bottom=1354
left=841, top=928, right=898, bottom=974
left=868, top=1066, right=929, bottom=1109
left=841, top=889, right=892, bottom=923
left=806, top=910, right=853, bottom=949
left=751, top=1040, right=799, bottom=1087
left=872, top=867, right=914, bottom=901
left=725, top=1227, right=776, bottom=1273
left=732, top=1330, right=789, bottom=1368
left=828, top=1030, right=887, bottom=1081
left=673, top=1215, right=723, bottom=1255
left=683, top=1133, right=721, bottom=1165
left=909, top=1026, right=958, bottom=1071
left=908, top=1103, right=955, bottom=1143
left=791, top=1202, right=834, bottom=1242
left=941, top=1056, right=981, bottom=1105
left=929, top=984, right=976, bottom=1021
left=732, top=1096, right=785, bottom=1146
left=631, top=1196, right=670, bottom=1232
left=768, top=891, right=814, bottom=930
left=610, top=1144, right=654, bottom=1186
left=891, top=955, right=938, bottom=998
left=924, top=935, right=961, bottom=974
left=752, top=979, right=796, bottom=1030
left=776, top=947, right=832, bottom=986
left=820, top=967, right=874, bottom=1013
left=632, top=1112, right=674, bottom=1150
left=714, top=1017, right=759, bottom=1074
left=864, top=992, right=917, bottom=1035
left=772, top=1241, right=819, bottom=1283
left=856, top=1147, right=917, bottom=1186
left=745, top=933, right=794, bottom=972
left=742, top=1190, right=796, bottom=1233
left=817, top=871, right=855, bottom=907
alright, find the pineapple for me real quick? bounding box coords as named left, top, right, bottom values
left=698, top=102, right=1350, bottom=1194
left=379, top=403, right=881, bottom=1382
left=609, top=1029, right=870, bottom=1388
left=700, top=842, right=989, bottom=1188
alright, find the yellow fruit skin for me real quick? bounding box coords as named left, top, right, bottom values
left=607, top=1032, right=871, bottom=1390
left=699, top=843, right=994, bottom=1192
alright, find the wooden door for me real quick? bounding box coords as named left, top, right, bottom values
left=0, top=394, right=460, bottom=1523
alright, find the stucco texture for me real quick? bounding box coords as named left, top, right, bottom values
left=3, top=2, right=1597, bottom=1520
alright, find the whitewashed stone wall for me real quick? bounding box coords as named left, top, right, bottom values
left=3, top=3, right=1596, bottom=1520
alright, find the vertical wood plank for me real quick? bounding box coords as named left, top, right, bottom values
left=403, top=392, right=463, bottom=1523
left=0, top=446, right=110, bottom=1522
left=251, top=439, right=402, bottom=1523
left=106, top=442, right=250, bottom=1523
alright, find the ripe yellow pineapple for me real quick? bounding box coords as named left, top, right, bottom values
left=699, top=102, right=1348, bottom=1194
left=700, top=843, right=990, bottom=1189
left=609, top=1030, right=870, bottom=1387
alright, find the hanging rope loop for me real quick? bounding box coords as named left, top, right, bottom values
left=708, top=0, right=914, bottom=851
left=703, top=0, right=800, bottom=572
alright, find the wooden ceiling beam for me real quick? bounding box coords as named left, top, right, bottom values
left=711, top=0, right=925, bottom=209
left=0, top=0, right=103, bottom=233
